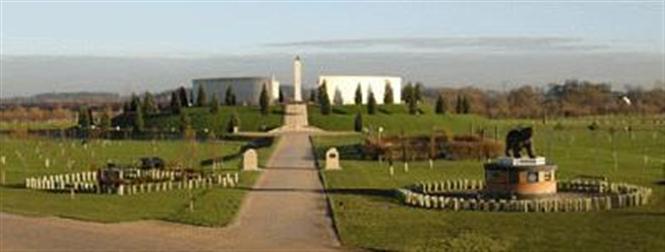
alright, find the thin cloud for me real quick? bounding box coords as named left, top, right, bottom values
left=264, top=37, right=612, bottom=53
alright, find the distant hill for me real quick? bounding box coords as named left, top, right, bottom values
left=1, top=92, right=123, bottom=109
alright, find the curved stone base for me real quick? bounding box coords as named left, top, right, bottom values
left=396, top=179, right=652, bottom=213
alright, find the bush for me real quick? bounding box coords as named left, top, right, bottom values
left=588, top=121, right=599, bottom=131
left=226, top=112, right=240, bottom=133
left=354, top=113, right=363, bottom=132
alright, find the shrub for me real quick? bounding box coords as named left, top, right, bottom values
left=196, top=85, right=207, bottom=107
left=354, top=84, right=363, bottom=105
left=354, top=113, right=363, bottom=132
left=209, top=95, right=220, bottom=113
left=170, top=92, right=182, bottom=114
left=367, top=90, right=377, bottom=114
left=259, top=84, right=270, bottom=115
left=226, top=112, right=240, bottom=133
left=435, top=94, right=447, bottom=114
left=553, top=122, right=565, bottom=130
left=588, top=121, right=599, bottom=131
left=384, top=82, right=394, bottom=104
left=319, top=81, right=332, bottom=115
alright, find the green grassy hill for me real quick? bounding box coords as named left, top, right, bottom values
left=309, top=103, right=665, bottom=136
left=140, top=106, right=283, bottom=134
left=309, top=104, right=489, bottom=135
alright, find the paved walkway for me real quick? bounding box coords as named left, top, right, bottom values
left=228, top=132, right=340, bottom=250
left=1, top=133, right=342, bottom=251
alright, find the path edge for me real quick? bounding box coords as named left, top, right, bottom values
left=309, top=135, right=344, bottom=248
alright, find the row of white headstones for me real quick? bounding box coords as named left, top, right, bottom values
left=399, top=180, right=653, bottom=212
left=25, top=170, right=240, bottom=196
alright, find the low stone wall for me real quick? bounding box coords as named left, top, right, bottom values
left=24, top=171, right=240, bottom=196
left=396, top=179, right=652, bottom=212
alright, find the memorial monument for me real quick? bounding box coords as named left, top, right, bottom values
left=293, top=56, right=302, bottom=102
left=484, top=126, right=557, bottom=198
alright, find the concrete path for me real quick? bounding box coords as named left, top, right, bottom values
left=228, top=132, right=341, bottom=250
left=1, top=133, right=342, bottom=251
left=270, top=104, right=324, bottom=134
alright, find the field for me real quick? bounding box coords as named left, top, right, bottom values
left=312, top=106, right=665, bottom=251
left=0, top=136, right=276, bottom=226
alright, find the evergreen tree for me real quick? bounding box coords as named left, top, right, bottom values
left=178, top=87, right=189, bottom=107
left=209, top=94, right=220, bottom=113
left=259, top=84, right=270, bottom=115
left=414, top=82, right=423, bottom=102
left=333, top=89, right=344, bottom=105
left=143, top=91, right=157, bottom=114
left=134, top=105, right=145, bottom=132
left=354, top=83, right=363, bottom=105
left=77, top=105, right=91, bottom=128
left=278, top=88, right=284, bottom=103
left=170, top=91, right=182, bottom=114
left=196, top=85, right=207, bottom=107
left=123, top=101, right=131, bottom=113
left=404, top=83, right=418, bottom=115
left=225, top=86, right=236, bottom=106
left=402, top=82, right=414, bottom=103
left=319, top=82, right=332, bottom=115
left=309, top=89, right=317, bottom=103
left=408, top=91, right=418, bottom=115
left=435, top=94, right=447, bottom=114
left=455, top=95, right=463, bottom=114
left=354, top=113, right=363, bottom=132
left=367, top=89, right=377, bottom=115
left=129, top=93, right=141, bottom=112
left=461, top=96, right=471, bottom=114
left=384, top=82, right=394, bottom=104
left=88, top=108, right=94, bottom=125
left=225, top=111, right=240, bottom=133
left=318, top=81, right=326, bottom=103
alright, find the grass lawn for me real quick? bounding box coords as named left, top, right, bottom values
left=309, top=103, right=665, bottom=136
left=145, top=105, right=283, bottom=133
left=0, top=136, right=275, bottom=226
left=314, top=120, right=665, bottom=251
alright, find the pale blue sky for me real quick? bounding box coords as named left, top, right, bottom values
left=2, top=1, right=663, bottom=56
left=1, top=1, right=664, bottom=97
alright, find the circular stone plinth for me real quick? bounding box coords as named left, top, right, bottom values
left=396, top=179, right=652, bottom=213
left=484, top=163, right=558, bottom=198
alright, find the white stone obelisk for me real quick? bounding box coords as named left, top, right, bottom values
left=293, top=56, right=302, bottom=102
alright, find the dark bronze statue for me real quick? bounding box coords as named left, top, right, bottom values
left=505, top=127, right=535, bottom=158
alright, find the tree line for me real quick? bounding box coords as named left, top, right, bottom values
left=427, top=80, right=665, bottom=118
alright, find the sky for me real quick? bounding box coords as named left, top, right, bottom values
left=1, top=1, right=664, bottom=97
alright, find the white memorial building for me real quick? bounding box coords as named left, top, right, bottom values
left=192, top=76, right=280, bottom=105
left=191, top=57, right=403, bottom=106
left=318, top=75, right=402, bottom=105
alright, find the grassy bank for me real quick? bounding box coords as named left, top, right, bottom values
left=143, top=106, right=283, bottom=133
left=0, top=136, right=272, bottom=226
left=314, top=121, right=665, bottom=251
